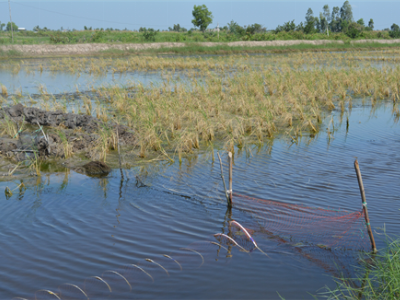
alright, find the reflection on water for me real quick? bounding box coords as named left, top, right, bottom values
left=0, top=100, right=399, bottom=299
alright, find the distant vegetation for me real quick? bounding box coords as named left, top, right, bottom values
left=0, top=1, right=399, bottom=45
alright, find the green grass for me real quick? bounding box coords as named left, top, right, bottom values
left=1, top=29, right=400, bottom=58
left=322, top=237, right=400, bottom=299
left=0, top=48, right=22, bottom=58
left=127, top=42, right=400, bottom=56
left=0, top=29, right=396, bottom=46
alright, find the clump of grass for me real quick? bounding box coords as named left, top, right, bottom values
left=0, top=114, right=24, bottom=138
left=322, top=237, right=400, bottom=299
left=89, top=123, right=117, bottom=161
left=28, top=151, right=41, bottom=176
left=58, top=130, right=73, bottom=158
left=1, top=85, right=8, bottom=96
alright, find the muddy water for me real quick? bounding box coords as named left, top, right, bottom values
left=0, top=100, right=399, bottom=299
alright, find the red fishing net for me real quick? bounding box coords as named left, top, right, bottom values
left=233, top=193, right=370, bottom=252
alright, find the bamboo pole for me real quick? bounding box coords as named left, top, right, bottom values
left=116, top=128, right=124, bottom=181
left=8, top=0, right=13, bottom=44
left=354, top=159, right=377, bottom=253
left=217, top=152, right=229, bottom=205
left=228, top=152, right=233, bottom=207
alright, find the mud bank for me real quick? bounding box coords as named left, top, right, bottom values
left=1, top=39, right=400, bottom=56
left=0, top=104, right=135, bottom=178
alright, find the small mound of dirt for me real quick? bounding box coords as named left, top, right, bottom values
left=76, top=161, right=111, bottom=176
left=0, top=104, right=136, bottom=167
left=3, top=103, right=100, bottom=133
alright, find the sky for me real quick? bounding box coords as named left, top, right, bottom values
left=0, top=1, right=398, bottom=31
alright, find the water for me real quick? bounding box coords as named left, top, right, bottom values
left=1, top=99, right=399, bottom=299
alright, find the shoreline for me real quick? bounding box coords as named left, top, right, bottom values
left=1, top=39, right=400, bottom=57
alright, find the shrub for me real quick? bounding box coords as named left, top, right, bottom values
left=49, top=32, right=72, bottom=44
left=389, top=23, right=400, bottom=38
left=91, top=30, right=105, bottom=42
left=142, top=29, right=158, bottom=41
left=346, top=22, right=364, bottom=38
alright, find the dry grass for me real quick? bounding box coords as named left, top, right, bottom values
left=2, top=49, right=399, bottom=160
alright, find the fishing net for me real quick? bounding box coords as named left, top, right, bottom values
left=232, top=193, right=371, bottom=277
left=233, top=193, right=370, bottom=251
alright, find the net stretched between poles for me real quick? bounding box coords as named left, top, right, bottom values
left=233, top=193, right=370, bottom=252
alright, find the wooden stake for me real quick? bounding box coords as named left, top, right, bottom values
left=217, top=152, right=229, bottom=205
left=116, top=128, right=124, bottom=181
left=228, top=152, right=233, bottom=207
left=354, top=159, right=377, bottom=253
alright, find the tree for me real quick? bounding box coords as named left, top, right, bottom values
left=357, top=18, right=365, bottom=26
left=304, top=8, right=316, bottom=34
left=323, top=5, right=331, bottom=23
left=346, top=22, right=363, bottom=38
left=305, top=8, right=314, bottom=24
left=0, top=23, right=5, bottom=31
left=340, top=1, right=353, bottom=23
left=296, top=22, right=305, bottom=32
left=389, top=23, right=400, bottom=38
left=246, top=23, right=266, bottom=34
left=368, top=19, right=374, bottom=30
left=6, top=22, right=18, bottom=32
left=391, top=23, right=399, bottom=31
left=227, top=20, right=244, bottom=36
left=330, top=6, right=341, bottom=32
left=319, top=13, right=328, bottom=33
left=315, top=16, right=321, bottom=32
left=191, top=5, right=213, bottom=32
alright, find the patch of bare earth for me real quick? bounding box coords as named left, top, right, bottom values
left=2, top=40, right=400, bottom=56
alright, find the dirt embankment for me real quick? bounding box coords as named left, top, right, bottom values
left=1, top=39, right=400, bottom=56
left=0, top=104, right=135, bottom=169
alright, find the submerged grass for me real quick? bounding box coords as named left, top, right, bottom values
left=322, top=237, right=400, bottom=299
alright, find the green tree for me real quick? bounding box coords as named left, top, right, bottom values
left=227, top=20, right=244, bottom=36
left=330, top=6, right=341, bottom=32
left=340, top=20, right=350, bottom=32
left=346, top=22, right=363, bottom=38
left=305, top=8, right=314, bottom=24
left=357, top=18, right=365, bottom=26
left=6, top=22, right=18, bottom=32
left=191, top=5, right=213, bottom=32
left=315, top=16, right=321, bottom=32
left=368, top=19, right=374, bottom=30
left=340, top=1, right=353, bottom=23
left=0, top=23, right=5, bottom=31
left=323, top=5, right=331, bottom=24
left=319, top=13, right=328, bottom=33
left=304, top=8, right=316, bottom=34
left=296, top=22, right=305, bottom=31
left=389, top=23, right=400, bottom=38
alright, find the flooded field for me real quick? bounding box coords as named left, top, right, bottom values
left=0, top=50, right=399, bottom=299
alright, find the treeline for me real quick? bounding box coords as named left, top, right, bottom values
left=274, top=1, right=379, bottom=38
left=2, top=0, right=400, bottom=45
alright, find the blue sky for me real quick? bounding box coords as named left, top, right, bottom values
left=0, top=1, right=398, bottom=31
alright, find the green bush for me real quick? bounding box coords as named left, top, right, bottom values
left=49, top=32, right=73, bottom=44
left=389, top=23, right=400, bottom=38
left=91, top=30, right=105, bottom=42
left=346, top=22, right=364, bottom=38
left=142, top=29, right=158, bottom=41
